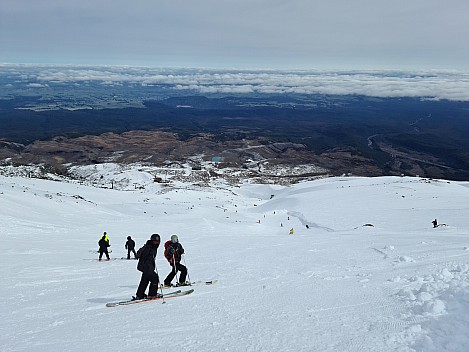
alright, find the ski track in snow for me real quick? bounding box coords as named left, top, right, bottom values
left=1, top=172, right=469, bottom=352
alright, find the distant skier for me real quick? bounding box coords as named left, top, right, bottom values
left=98, top=233, right=110, bottom=261
left=125, top=235, right=137, bottom=259
left=163, top=234, right=189, bottom=287
left=133, top=234, right=162, bottom=300
left=289, top=228, right=294, bottom=235
left=432, top=219, right=438, bottom=228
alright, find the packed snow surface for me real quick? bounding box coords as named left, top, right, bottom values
left=1, top=171, right=469, bottom=352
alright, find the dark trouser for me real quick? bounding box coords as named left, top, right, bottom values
left=164, top=262, right=187, bottom=285
left=99, top=249, right=110, bottom=260
left=127, top=248, right=137, bottom=259
left=136, top=270, right=159, bottom=297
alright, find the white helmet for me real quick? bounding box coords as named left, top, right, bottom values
left=171, top=234, right=179, bottom=243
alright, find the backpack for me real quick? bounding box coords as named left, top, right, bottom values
left=164, top=241, right=174, bottom=262
left=136, top=245, right=145, bottom=259
left=136, top=245, right=146, bottom=272
left=98, top=238, right=109, bottom=248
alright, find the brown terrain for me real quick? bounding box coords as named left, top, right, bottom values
left=0, top=130, right=387, bottom=178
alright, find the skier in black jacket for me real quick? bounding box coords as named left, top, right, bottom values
left=125, top=236, right=137, bottom=259
left=134, top=234, right=162, bottom=300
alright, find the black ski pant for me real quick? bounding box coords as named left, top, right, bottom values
left=127, top=248, right=137, bottom=259
left=164, top=262, right=187, bottom=285
left=99, top=249, right=110, bottom=260
left=136, top=270, right=159, bottom=298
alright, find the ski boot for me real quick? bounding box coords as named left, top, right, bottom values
left=131, top=294, right=148, bottom=301
left=176, top=281, right=192, bottom=287
left=147, top=293, right=163, bottom=299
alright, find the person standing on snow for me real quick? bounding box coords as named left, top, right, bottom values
left=98, top=232, right=110, bottom=261
left=163, top=234, right=189, bottom=287
left=133, top=234, right=162, bottom=300
left=432, top=219, right=438, bottom=228
left=125, top=235, right=137, bottom=259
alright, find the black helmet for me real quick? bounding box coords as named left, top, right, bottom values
left=150, top=234, right=160, bottom=242
left=127, top=236, right=131, bottom=240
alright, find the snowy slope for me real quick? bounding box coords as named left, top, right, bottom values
left=1, top=171, right=469, bottom=352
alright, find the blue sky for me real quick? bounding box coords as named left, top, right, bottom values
left=1, top=0, right=468, bottom=70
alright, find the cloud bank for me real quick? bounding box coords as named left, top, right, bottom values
left=2, top=64, right=469, bottom=101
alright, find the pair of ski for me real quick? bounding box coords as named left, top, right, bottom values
left=162, top=280, right=218, bottom=289
left=106, top=289, right=193, bottom=307
left=106, top=280, right=217, bottom=307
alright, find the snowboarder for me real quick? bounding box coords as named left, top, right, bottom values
left=134, top=234, right=162, bottom=300
left=98, top=233, right=110, bottom=261
left=163, top=234, right=189, bottom=287
left=289, top=228, right=294, bottom=235
left=125, top=235, right=137, bottom=259
left=432, top=219, right=438, bottom=228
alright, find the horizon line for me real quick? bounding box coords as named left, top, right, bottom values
left=1, top=61, right=468, bottom=74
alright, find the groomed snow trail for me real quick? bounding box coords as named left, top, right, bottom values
left=2, top=174, right=469, bottom=352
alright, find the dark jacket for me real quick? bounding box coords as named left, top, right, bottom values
left=137, top=240, right=159, bottom=272
left=98, top=237, right=110, bottom=251
left=164, top=241, right=184, bottom=264
left=125, top=238, right=136, bottom=250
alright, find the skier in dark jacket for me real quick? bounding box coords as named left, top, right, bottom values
left=163, top=234, right=189, bottom=287
left=98, top=233, right=110, bottom=261
left=134, top=234, right=162, bottom=300
left=125, top=236, right=137, bottom=259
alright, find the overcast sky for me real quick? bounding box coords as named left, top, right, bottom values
left=1, top=0, right=468, bottom=70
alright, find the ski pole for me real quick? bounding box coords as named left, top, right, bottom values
left=182, top=254, right=191, bottom=283
left=154, top=263, right=165, bottom=304
left=173, top=253, right=180, bottom=283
